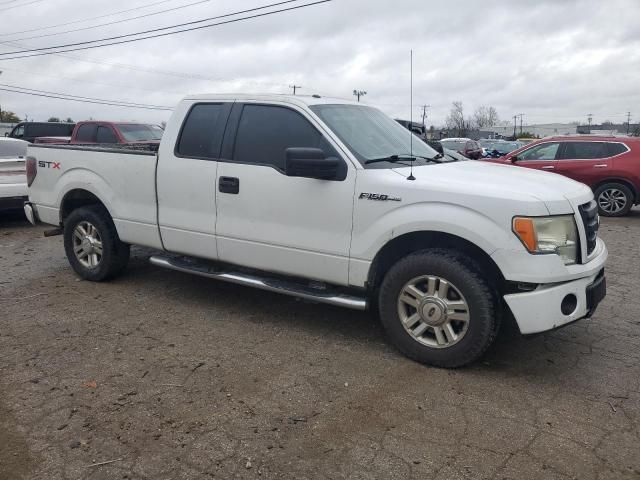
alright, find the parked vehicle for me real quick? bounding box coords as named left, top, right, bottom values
left=31, top=121, right=164, bottom=146
left=6, top=122, right=75, bottom=143
left=440, top=138, right=483, bottom=159
left=0, top=137, right=28, bottom=211
left=25, top=94, right=607, bottom=368
left=483, top=141, right=522, bottom=158
left=485, top=135, right=640, bottom=216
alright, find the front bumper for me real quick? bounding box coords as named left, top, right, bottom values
left=505, top=268, right=606, bottom=334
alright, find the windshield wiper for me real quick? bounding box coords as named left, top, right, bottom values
left=364, top=153, right=443, bottom=165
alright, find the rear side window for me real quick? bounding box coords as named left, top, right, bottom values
left=176, top=103, right=225, bottom=159
left=233, top=104, right=331, bottom=170
left=76, top=124, right=96, bottom=142
left=606, top=143, right=629, bottom=156
left=27, top=124, right=74, bottom=137
left=561, top=142, right=607, bottom=160
left=96, top=126, right=118, bottom=144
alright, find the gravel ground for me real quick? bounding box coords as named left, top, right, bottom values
left=1, top=209, right=639, bottom=480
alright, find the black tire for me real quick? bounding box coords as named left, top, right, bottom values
left=594, top=183, right=634, bottom=217
left=378, top=249, right=499, bottom=368
left=63, top=205, right=130, bottom=281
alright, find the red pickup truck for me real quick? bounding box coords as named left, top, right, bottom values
left=34, top=121, right=163, bottom=146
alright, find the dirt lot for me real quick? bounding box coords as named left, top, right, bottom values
left=1, top=210, right=639, bottom=480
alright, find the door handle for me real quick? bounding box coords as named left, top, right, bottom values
left=541, top=166, right=555, bottom=170
left=219, top=176, right=239, bottom=194
left=593, top=164, right=607, bottom=168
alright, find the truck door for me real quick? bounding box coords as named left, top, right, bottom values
left=156, top=102, right=232, bottom=260
left=215, top=102, right=356, bottom=285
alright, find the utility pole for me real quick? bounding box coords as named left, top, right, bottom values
left=419, top=104, right=430, bottom=129
left=627, top=111, right=632, bottom=134
left=513, top=115, right=517, bottom=138
left=289, top=85, right=302, bottom=95
left=353, top=90, right=367, bottom=102
left=587, top=113, right=593, bottom=126
left=517, top=113, right=524, bottom=135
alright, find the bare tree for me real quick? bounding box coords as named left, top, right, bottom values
left=445, top=101, right=466, bottom=136
left=473, top=105, right=500, bottom=129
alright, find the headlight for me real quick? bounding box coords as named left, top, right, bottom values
left=513, top=215, right=578, bottom=265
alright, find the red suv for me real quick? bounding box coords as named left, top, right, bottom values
left=484, top=136, right=640, bottom=216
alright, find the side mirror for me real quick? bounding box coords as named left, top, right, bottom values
left=510, top=155, right=518, bottom=162
left=285, top=148, right=342, bottom=180
left=3, top=133, right=8, bottom=137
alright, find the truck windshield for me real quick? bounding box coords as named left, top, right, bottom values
left=309, top=104, right=441, bottom=167
left=117, top=124, right=163, bottom=142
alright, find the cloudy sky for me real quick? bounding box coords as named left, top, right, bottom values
left=0, top=0, right=638, bottom=127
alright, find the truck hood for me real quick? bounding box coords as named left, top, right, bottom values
left=391, top=160, right=592, bottom=214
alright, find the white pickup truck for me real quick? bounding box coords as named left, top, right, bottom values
left=24, top=94, right=607, bottom=367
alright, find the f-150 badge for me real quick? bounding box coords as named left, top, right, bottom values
left=359, top=193, right=401, bottom=202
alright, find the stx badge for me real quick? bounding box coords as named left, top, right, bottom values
left=38, top=161, right=61, bottom=169
left=359, top=192, right=401, bottom=202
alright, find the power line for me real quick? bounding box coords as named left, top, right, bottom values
left=0, top=0, right=175, bottom=37
left=0, top=0, right=43, bottom=11
left=0, top=0, right=323, bottom=57
left=0, top=83, right=173, bottom=110
left=7, top=0, right=213, bottom=43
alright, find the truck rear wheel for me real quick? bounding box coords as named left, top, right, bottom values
left=378, top=249, right=499, bottom=368
left=63, top=205, right=130, bottom=281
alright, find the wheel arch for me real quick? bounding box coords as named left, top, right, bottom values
left=593, top=177, right=638, bottom=202
left=60, top=188, right=111, bottom=224
left=366, top=230, right=506, bottom=293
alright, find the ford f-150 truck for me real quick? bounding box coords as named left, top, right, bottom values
left=24, top=94, right=607, bottom=368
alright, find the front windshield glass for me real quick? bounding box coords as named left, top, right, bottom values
left=309, top=104, right=440, bottom=167
left=117, top=124, right=163, bottom=142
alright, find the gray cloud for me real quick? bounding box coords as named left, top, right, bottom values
left=0, top=0, right=638, bottom=126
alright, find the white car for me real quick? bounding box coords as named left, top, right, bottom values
left=24, top=94, right=607, bottom=367
left=0, top=137, right=28, bottom=211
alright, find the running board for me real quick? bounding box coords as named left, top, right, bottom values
left=149, top=255, right=368, bottom=311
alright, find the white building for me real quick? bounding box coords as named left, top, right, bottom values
left=483, top=123, right=578, bottom=138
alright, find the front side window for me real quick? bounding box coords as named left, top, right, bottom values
left=561, top=142, right=607, bottom=160
left=11, top=125, right=25, bottom=138
left=176, top=104, right=225, bottom=158
left=233, top=105, right=333, bottom=170
left=310, top=104, right=439, bottom=167
left=75, top=124, right=96, bottom=142
left=519, top=142, right=560, bottom=161
left=96, top=126, right=118, bottom=144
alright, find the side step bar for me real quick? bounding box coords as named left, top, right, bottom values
left=149, top=255, right=368, bottom=311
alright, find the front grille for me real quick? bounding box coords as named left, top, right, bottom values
left=579, top=200, right=598, bottom=258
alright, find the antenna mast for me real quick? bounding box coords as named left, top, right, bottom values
left=408, top=49, right=415, bottom=181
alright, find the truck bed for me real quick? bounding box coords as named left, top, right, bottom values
left=27, top=144, right=163, bottom=249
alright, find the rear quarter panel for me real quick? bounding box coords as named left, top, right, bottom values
left=27, top=145, right=162, bottom=248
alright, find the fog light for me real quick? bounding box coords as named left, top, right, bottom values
left=561, top=294, right=578, bottom=316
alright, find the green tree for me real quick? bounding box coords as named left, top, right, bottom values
left=0, top=110, right=21, bottom=122
left=47, top=117, right=60, bottom=122
left=65, top=117, right=74, bottom=123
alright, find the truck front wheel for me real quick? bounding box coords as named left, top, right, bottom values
left=63, top=205, right=130, bottom=281
left=378, top=249, right=499, bottom=368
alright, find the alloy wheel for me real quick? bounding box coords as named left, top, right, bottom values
left=397, top=275, right=470, bottom=349
left=597, top=188, right=627, bottom=214
left=72, top=221, right=103, bottom=268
